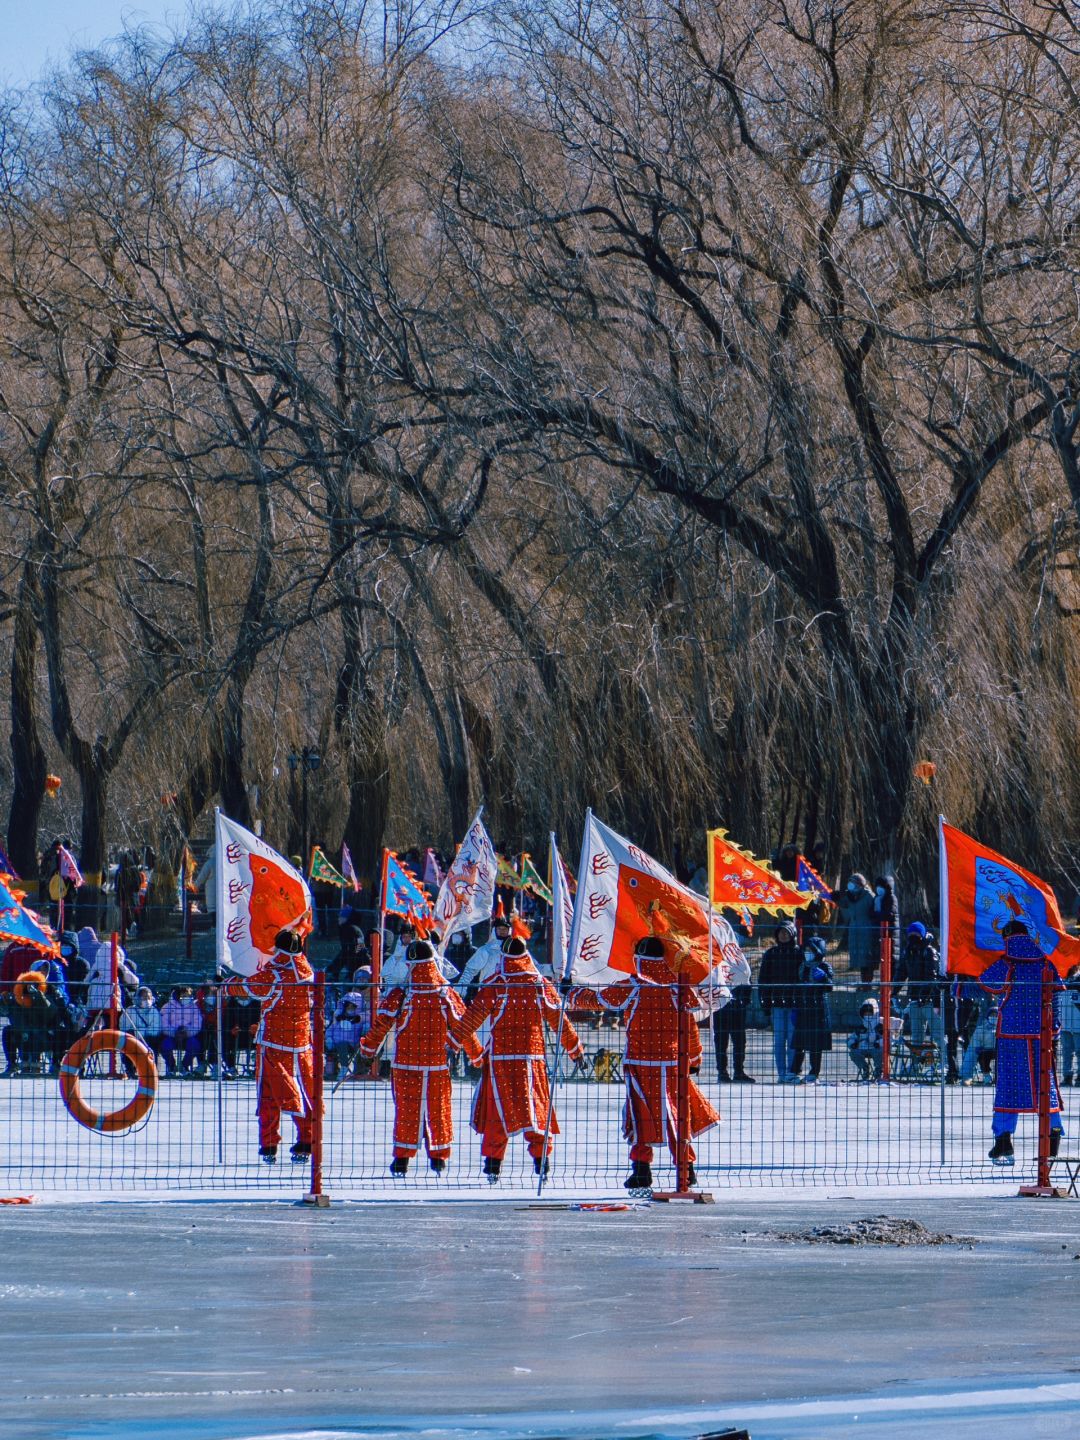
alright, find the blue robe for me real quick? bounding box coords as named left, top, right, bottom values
left=979, top=956, right=1063, bottom=1134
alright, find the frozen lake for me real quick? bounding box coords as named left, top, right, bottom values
left=0, top=1194, right=1076, bottom=1440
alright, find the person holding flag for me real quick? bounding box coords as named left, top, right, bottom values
left=981, top=921, right=1065, bottom=1165
left=357, top=938, right=482, bottom=1176
left=452, top=931, right=585, bottom=1182
left=563, top=931, right=719, bottom=1193
left=225, top=927, right=317, bottom=1164
left=940, top=819, right=1076, bottom=1171
left=214, top=812, right=316, bottom=1163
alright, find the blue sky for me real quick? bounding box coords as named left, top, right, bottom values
left=0, top=0, right=187, bottom=87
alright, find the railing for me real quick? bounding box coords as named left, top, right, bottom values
left=0, top=973, right=1061, bottom=1197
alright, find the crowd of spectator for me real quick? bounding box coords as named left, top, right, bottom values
left=6, top=853, right=1080, bottom=1092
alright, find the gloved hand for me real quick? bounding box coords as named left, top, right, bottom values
left=569, top=1047, right=585, bottom=1065
left=559, top=977, right=573, bottom=996
left=689, top=1064, right=701, bottom=1076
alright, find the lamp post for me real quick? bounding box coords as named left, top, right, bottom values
left=287, top=746, right=321, bottom=872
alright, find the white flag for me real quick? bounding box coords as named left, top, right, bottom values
left=566, top=810, right=742, bottom=986
left=215, top=811, right=313, bottom=976
left=432, top=807, right=497, bottom=942
left=550, top=833, right=577, bottom=981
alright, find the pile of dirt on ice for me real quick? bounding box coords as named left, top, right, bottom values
left=756, top=1215, right=975, bottom=1247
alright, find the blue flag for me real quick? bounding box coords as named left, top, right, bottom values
left=0, top=841, right=18, bottom=880
left=382, top=853, right=432, bottom=922
left=796, top=854, right=832, bottom=902
left=0, top=877, right=58, bottom=955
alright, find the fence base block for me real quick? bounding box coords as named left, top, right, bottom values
left=1017, top=1185, right=1069, bottom=1199
left=651, top=1190, right=714, bottom=1204
left=301, top=1193, right=331, bottom=1208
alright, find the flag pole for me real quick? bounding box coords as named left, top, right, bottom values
left=369, top=846, right=388, bottom=1080
left=537, top=814, right=590, bottom=1197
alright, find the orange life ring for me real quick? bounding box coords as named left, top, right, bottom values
left=58, top=1030, right=157, bottom=1134
left=13, top=971, right=47, bottom=1008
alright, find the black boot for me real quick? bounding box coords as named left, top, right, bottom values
left=290, top=1142, right=311, bottom=1164
left=988, top=1132, right=1015, bottom=1165
left=482, top=1156, right=502, bottom=1184
left=389, top=1156, right=410, bottom=1177
left=430, top=1157, right=447, bottom=1174
left=717, top=1069, right=731, bottom=1083
left=259, top=1146, right=278, bottom=1165
left=624, top=1161, right=653, bottom=1191
left=533, top=1155, right=550, bottom=1179
left=733, top=1071, right=756, bottom=1083
left=686, top=1164, right=699, bottom=1187
left=1050, top=1130, right=1062, bottom=1158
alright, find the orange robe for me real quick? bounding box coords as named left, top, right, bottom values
left=452, top=957, right=583, bottom=1160
left=569, top=958, right=718, bottom=1164
left=359, top=961, right=481, bottom=1161
left=227, top=954, right=315, bottom=1150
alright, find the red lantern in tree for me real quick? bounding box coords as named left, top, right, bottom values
left=44, top=774, right=62, bottom=798
left=913, top=760, right=936, bottom=786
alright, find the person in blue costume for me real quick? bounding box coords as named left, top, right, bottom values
left=979, top=921, right=1065, bottom=1166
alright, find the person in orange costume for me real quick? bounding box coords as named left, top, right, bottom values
left=452, top=935, right=585, bottom=1182
left=225, top=928, right=316, bottom=1165
left=565, top=935, right=719, bottom=1192
left=358, top=938, right=482, bottom=1177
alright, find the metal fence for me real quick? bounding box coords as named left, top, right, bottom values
left=0, top=973, right=1059, bottom=1197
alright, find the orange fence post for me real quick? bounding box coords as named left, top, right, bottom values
left=1019, top=966, right=1059, bottom=1197
left=307, top=968, right=328, bottom=1206
left=675, top=972, right=692, bottom=1194
left=880, top=925, right=893, bottom=1081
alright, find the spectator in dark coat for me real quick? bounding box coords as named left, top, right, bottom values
left=834, top=874, right=877, bottom=982
left=757, top=921, right=803, bottom=1083
left=871, top=874, right=901, bottom=974
left=895, top=922, right=943, bottom=1051
left=792, top=937, right=834, bottom=1082
left=712, top=971, right=754, bottom=1083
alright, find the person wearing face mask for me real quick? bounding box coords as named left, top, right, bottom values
left=120, top=987, right=164, bottom=1072
left=871, top=875, right=901, bottom=981
left=833, top=874, right=877, bottom=984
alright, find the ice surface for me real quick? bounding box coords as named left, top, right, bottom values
left=0, top=1194, right=1075, bottom=1440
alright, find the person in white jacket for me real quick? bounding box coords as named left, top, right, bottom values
left=81, top=928, right=139, bottom=1023
left=454, top=913, right=511, bottom=996
left=847, top=998, right=883, bottom=1080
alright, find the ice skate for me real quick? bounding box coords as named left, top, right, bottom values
left=259, top=1146, right=278, bottom=1165
left=430, top=1157, right=446, bottom=1175
left=389, top=1156, right=410, bottom=1177
left=482, top=1156, right=502, bottom=1184
left=289, top=1142, right=311, bottom=1164
left=988, top=1133, right=1014, bottom=1166
left=623, top=1161, right=653, bottom=1195
left=533, top=1155, right=550, bottom=1180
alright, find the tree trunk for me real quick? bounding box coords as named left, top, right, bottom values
left=7, top=569, right=47, bottom=878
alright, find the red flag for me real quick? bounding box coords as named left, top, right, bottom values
left=706, top=829, right=813, bottom=914
left=939, top=818, right=1080, bottom=979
